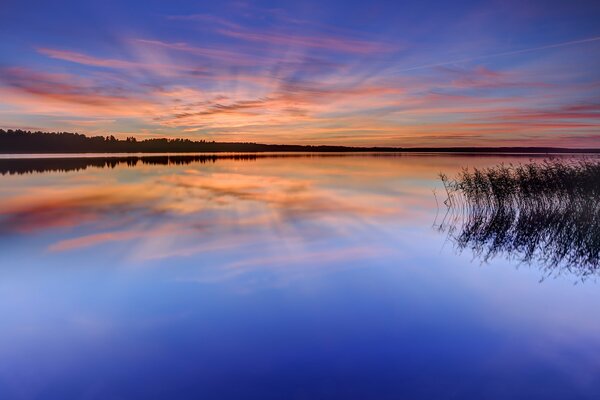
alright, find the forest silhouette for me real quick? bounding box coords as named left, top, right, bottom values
left=2, top=129, right=599, bottom=154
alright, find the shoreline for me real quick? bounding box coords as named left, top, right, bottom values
left=2, top=149, right=600, bottom=159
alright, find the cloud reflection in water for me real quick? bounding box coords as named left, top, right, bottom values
left=0, top=155, right=430, bottom=285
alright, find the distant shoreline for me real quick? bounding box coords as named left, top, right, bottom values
left=1, top=152, right=597, bottom=176
left=2, top=129, right=599, bottom=155
left=2, top=150, right=600, bottom=159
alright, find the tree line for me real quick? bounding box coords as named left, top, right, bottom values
left=1, top=129, right=598, bottom=154
left=0, top=129, right=395, bottom=153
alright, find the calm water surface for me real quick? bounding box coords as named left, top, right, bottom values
left=0, top=154, right=598, bottom=399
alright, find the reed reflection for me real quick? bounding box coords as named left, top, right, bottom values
left=437, top=159, right=600, bottom=279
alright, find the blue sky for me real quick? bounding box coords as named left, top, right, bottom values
left=0, top=0, right=599, bottom=146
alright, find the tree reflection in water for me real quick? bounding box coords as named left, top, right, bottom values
left=437, top=159, right=600, bottom=280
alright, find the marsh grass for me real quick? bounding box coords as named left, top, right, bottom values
left=437, top=159, right=600, bottom=280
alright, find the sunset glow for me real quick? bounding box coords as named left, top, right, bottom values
left=1, top=0, right=599, bottom=146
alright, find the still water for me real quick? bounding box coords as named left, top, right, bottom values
left=0, top=154, right=598, bottom=399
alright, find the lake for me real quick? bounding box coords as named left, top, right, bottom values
left=0, top=153, right=599, bottom=399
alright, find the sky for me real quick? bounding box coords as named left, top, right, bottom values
left=0, top=0, right=599, bottom=147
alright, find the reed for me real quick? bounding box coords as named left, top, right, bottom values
left=438, top=159, right=600, bottom=279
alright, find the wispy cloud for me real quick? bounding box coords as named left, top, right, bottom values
left=37, top=47, right=205, bottom=77
left=167, top=13, right=242, bottom=30
left=216, top=27, right=392, bottom=54
left=0, top=67, right=161, bottom=117
left=48, top=230, right=145, bottom=252
left=396, top=36, right=600, bottom=72
left=38, top=48, right=143, bottom=70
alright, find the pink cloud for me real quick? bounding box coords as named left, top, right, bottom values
left=38, top=48, right=142, bottom=69
left=37, top=47, right=206, bottom=77
left=0, top=67, right=162, bottom=116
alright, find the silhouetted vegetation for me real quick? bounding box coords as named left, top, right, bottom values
left=0, top=129, right=399, bottom=153
left=437, top=159, right=600, bottom=279
left=2, top=129, right=599, bottom=154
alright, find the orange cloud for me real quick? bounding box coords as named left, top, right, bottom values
left=48, top=230, right=145, bottom=252
left=2, top=32, right=598, bottom=148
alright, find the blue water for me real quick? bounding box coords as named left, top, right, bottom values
left=0, top=154, right=598, bottom=399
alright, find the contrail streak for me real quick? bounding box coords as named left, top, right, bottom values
left=397, top=36, right=600, bottom=72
